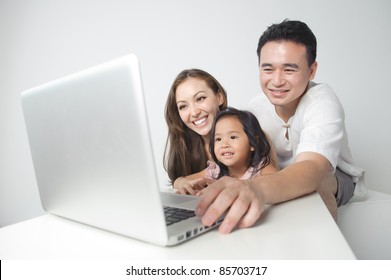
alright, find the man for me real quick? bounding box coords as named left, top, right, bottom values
left=196, top=19, right=365, bottom=234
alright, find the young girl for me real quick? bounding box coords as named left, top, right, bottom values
left=206, top=107, right=277, bottom=181
left=164, top=69, right=228, bottom=194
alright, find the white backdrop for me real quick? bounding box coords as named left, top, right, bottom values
left=1, top=0, right=390, bottom=227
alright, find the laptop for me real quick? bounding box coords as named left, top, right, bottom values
left=20, top=53, right=222, bottom=246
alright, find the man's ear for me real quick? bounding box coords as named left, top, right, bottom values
left=309, top=61, right=318, bottom=80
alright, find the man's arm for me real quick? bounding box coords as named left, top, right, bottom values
left=196, top=151, right=333, bottom=234
left=257, top=152, right=332, bottom=204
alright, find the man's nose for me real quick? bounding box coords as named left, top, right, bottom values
left=272, top=71, right=285, bottom=86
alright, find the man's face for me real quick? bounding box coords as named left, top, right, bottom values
left=259, top=40, right=317, bottom=120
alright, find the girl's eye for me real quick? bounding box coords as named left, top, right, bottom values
left=215, top=137, right=221, bottom=142
left=231, top=135, right=238, bottom=139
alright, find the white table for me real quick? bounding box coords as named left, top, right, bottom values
left=0, top=193, right=355, bottom=259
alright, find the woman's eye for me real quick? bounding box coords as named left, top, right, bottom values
left=178, top=104, right=187, bottom=110
left=197, top=96, right=206, bottom=102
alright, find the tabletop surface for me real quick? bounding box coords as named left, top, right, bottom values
left=0, top=193, right=355, bottom=260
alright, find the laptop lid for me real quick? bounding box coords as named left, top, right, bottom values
left=21, top=54, right=170, bottom=246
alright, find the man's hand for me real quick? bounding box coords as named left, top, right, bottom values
left=196, top=176, right=265, bottom=234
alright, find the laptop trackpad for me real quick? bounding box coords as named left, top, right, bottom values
left=160, top=192, right=199, bottom=209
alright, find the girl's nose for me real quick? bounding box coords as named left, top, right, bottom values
left=221, top=143, right=230, bottom=149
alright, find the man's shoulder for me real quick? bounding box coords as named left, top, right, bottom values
left=248, top=93, right=267, bottom=103
left=247, top=94, right=271, bottom=110
left=307, top=82, right=336, bottom=97
left=303, top=82, right=341, bottom=105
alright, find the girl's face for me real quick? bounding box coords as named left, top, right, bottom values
left=176, top=78, right=224, bottom=139
left=213, top=115, right=253, bottom=176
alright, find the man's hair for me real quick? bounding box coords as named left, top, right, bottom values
left=256, top=19, right=317, bottom=66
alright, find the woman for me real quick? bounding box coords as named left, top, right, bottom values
left=164, top=69, right=228, bottom=194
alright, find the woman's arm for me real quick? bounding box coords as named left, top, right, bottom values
left=173, top=169, right=207, bottom=195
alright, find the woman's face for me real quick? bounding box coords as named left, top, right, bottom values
left=175, top=78, right=224, bottom=139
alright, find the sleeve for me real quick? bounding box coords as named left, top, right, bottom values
left=204, top=160, right=220, bottom=180
left=296, top=85, right=344, bottom=169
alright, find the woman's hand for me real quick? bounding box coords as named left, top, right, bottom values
left=173, top=177, right=208, bottom=195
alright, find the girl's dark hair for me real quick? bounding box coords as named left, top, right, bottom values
left=209, top=107, right=271, bottom=179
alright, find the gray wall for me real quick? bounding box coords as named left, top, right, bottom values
left=1, top=0, right=390, bottom=227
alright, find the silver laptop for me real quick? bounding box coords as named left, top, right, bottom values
left=20, top=54, right=222, bottom=246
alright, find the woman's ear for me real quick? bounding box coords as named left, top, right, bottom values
left=217, top=90, right=225, bottom=106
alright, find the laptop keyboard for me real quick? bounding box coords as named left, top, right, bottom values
left=164, top=206, right=196, bottom=226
